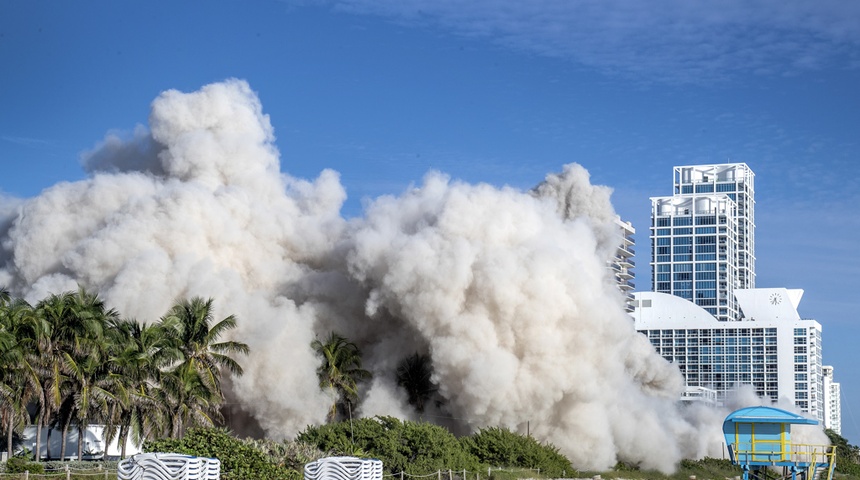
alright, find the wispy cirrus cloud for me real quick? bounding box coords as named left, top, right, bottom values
left=309, top=0, right=860, bottom=83
left=1, top=135, right=54, bottom=147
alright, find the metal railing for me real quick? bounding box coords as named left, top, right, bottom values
left=730, top=442, right=836, bottom=467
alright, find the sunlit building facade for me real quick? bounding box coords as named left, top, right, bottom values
left=632, top=288, right=824, bottom=422
left=650, top=163, right=755, bottom=321
left=613, top=219, right=636, bottom=312
left=823, top=365, right=842, bottom=434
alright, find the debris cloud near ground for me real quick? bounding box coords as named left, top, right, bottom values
left=0, top=79, right=814, bottom=472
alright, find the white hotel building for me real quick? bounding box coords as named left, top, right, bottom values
left=632, top=163, right=839, bottom=429
left=823, top=365, right=842, bottom=434
left=632, top=288, right=824, bottom=422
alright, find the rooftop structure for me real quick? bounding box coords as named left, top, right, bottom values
left=650, top=163, right=755, bottom=321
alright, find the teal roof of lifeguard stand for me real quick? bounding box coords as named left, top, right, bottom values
left=724, top=406, right=818, bottom=425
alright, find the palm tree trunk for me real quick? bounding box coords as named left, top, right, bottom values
left=35, top=421, right=42, bottom=461
left=6, top=416, right=12, bottom=459
left=119, top=425, right=128, bottom=459
left=77, top=424, right=84, bottom=460
left=60, top=419, right=70, bottom=460
left=46, top=424, right=52, bottom=460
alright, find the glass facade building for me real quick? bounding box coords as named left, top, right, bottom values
left=650, top=164, right=755, bottom=321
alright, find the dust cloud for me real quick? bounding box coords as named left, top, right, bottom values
left=0, top=79, right=798, bottom=472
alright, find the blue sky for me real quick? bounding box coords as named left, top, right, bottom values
left=2, top=0, right=860, bottom=443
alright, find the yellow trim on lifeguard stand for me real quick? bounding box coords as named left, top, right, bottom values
left=780, top=423, right=787, bottom=462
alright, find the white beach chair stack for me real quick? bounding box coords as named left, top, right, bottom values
left=118, top=452, right=221, bottom=480
left=304, top=456, right=383, bottom=480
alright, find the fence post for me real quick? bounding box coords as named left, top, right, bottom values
left=401, top=472, right=404, bottom=480
left=463, top=469, right=466, bottom=480
left=488, top=468, right=491, bottom=478
left=438, top=470, right=441, bottom=480
left=449, top=469, right=452, bottom=480
left=24, top=470, right=29, bottom=480
left=66, top=464, right=71, bottom=480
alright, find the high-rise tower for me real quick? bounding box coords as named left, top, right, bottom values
left=650, top=163, right=755, bottom=321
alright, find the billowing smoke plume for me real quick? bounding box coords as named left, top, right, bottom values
left=0, top=79, right=767, bottom=472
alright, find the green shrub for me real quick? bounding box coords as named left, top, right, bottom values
left=5, top=456, right=45, bottom=474
left=460, top=427, right=573, bottom=477
left=827, top=429, right=860, bottom=478
left=144, top=427, right=301, bottom=480
left=298, top=416, right=484, bottom=475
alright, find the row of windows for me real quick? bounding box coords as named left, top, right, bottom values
left=654, top=216, right=729, bottom=227
left=654, top=226, right=722, bottom=235
left=685, top=380, right=778, bottom=394
left=645, top=328, right=777, bottom=337
left=668, top=246, right=719, bottom=256
left=675, top=362, right=775, bottom=372
left=677, top=183, right=738, bottom=193
left=660, top=282, right=722, bottom=295
left=659, top=343, right=775, bottom=353
left=667, top=355, right=779, bottom=365
left=653, top=236, right=720, bottom=245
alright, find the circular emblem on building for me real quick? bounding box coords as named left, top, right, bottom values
left=770, top=292, right=782, bottom=305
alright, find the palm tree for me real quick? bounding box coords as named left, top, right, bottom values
left=0, top=294, right=40, bottom=458
left=158, top=297, right=248, bottom=437
left=311, top=332, right=372, bottom=422
left=31, top=287, right=111, bottom=460
left=395, top=353, right=438, bottom=414
left=102, top=318, right=170, bottom=458
left=63, top=288, right=117, bottom=460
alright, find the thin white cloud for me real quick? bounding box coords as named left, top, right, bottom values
left=2, top=135, right=53, bottom=147
left=312, top=0, right=860, bottom=83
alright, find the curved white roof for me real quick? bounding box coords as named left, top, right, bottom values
left=632, top=288, right=809, bottom=330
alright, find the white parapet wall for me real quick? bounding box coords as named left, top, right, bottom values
left=304, top=456, right=383, bottom=480
left=118, top=452, right=221, bottom=480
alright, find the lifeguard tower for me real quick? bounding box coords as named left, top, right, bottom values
left=723, top=406, right=836, bottom=480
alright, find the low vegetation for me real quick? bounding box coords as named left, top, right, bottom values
left=144, top=427, right=308, bottom=480
left=4, top=287, right=860, bottom=480
left=3, top=424, right=860, bottom=480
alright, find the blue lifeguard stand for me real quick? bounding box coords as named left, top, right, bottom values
left=723, top=406, right=836, bottom=480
